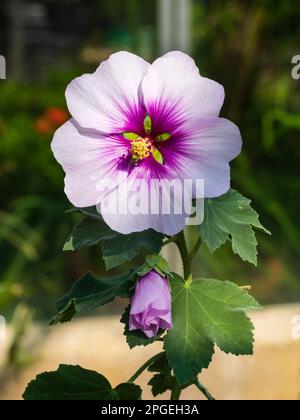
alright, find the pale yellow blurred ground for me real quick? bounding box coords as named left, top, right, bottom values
left=0, top=304, right=300, bottom=400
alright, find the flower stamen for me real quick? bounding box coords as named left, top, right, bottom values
left=130, top=137, right=153, bottom=161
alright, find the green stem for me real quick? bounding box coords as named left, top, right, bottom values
left=189, top=237, right=202, bottom=260
left=194, top=379, right=215, bottom=401
left=170, top=382, right=182, bottom=400
left=127, top=352, right=165, bottom=384
left=174, top=231, right=192, bottom=281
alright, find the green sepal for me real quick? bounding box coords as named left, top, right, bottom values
left=137, top=254, right=172, bottom=278
left=23, top=364, right=142, bottom=400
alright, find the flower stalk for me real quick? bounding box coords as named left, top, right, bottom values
left=127, top=352, right=165, bottom=384
left=194, top=379, right=216, bottom=401
left=170, top=382, right=182, bottom=400
left=174, top=231, right=192, bottom=281
left=189, top=236, right=202, bottom=260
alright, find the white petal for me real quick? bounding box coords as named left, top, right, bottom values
left=66, top=51, right=150, bottom=134
left=51, top=119, right=128, bottom=207
left=174, top=118, right=242, bottom=198
left=142, top=51, right=225, bottom=129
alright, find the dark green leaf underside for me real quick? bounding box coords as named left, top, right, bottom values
left=51, top=272, right=133, bottom=325
left=23, top=365, right=142, bottom=400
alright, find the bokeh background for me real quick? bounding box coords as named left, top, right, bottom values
left=0, top=0, right=300, bottom=400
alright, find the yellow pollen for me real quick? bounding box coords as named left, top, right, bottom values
left=130, top=137, right=152, bottom=161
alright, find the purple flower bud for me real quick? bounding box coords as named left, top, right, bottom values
left=129, top=270, right=172, bottom=338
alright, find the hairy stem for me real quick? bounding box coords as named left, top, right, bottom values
left=127, top=352, right=165, bottom=384
left=194, top=379, right=215, bottom=401
left=174, top=231, right=192, bottom=281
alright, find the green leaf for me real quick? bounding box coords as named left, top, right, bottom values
left=147, top=352, right=174, bottom=397
left=121, top=306, right=164, bottom=348
left=152, top=148, right=164, bottom=164
left=122, top=132, right=140, bottom=140
left=164, top=274, right=261, bottom=386
left=199, top=189, right=271, bottom=265
left=64, top=209, right=165, bottom=270
left=113, top=383, right=142, bottom=400
left=23, top=365, right=142, bottom=400
left=144, top=115, right=152, bottom=134
left=155, top=133, right=171, bottom=142
left=137, top=254, right=171, bottom=277
left=51, top=272, right=133, bottom=325
left=148, top=375, right=173, bottom=397
left=63, top=216, right=115, bottom=251
left=103, top=230, right=164, bottom=270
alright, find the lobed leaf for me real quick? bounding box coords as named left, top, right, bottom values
left=23, top=365, right=142, bottom=400
left=199, top=189, right=270, bottom=265
left=51, top=272, right=134, bottom=325
left=147, top=352, right=174, bottom=397
left=64, top=208, right=165, bottom=270
left=103, top=230, right=164, bottom=270
left=164, top=274, right=261, bottom=385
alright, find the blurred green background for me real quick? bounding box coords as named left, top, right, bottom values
left=0, top=0, right=300, bottom=326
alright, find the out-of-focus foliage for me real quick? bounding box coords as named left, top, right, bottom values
left=192, top=0, right=300, bottom=302
left=0, top=71, right=85, bottom=317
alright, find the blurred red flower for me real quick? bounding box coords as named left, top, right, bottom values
left=46, top=108, right=69, bottom=126
left=35, top=107, right=69, bottom=134
left=35, top=118, right=53, bottom=134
